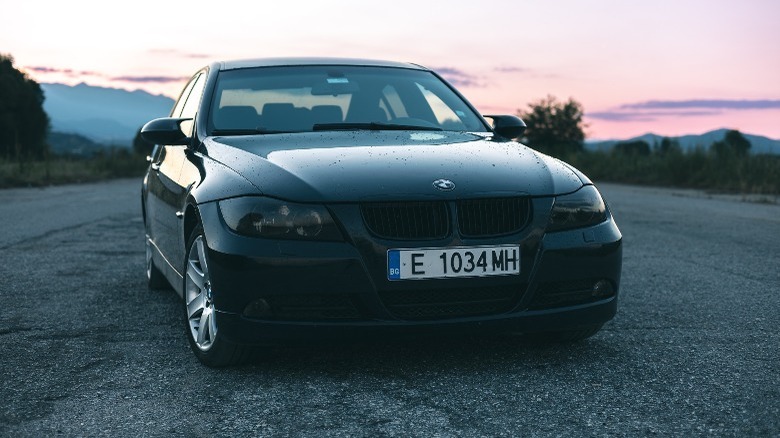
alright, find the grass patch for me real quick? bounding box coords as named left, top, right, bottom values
left=564, top=149, right=780, bottom=195
left=0, top=149, right=147, bottom=188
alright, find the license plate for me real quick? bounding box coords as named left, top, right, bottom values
left=387, top=245, right=520, bottom=280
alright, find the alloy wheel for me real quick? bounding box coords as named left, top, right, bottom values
left=185, top=235, right=217, bottom=351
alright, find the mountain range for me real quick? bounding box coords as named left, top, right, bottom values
left=41, top=82, right=175, bottom=147
left=586, top=130, right=780, bottom=155
left=40, top=82, right=780, bottom=155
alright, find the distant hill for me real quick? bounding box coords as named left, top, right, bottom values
left=587, top=129, right=780, bottom=155
left=41, top=82, right=175, bottom=147
left=47, top=131, right=106, bottom=157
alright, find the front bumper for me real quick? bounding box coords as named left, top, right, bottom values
left=197, top=198, right=622, bottom=345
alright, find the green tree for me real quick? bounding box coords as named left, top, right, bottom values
left=724, top=130, right=750, bottom=157
left=711, top=130, right=751, bottom=159
left=614, top=140, right=651, bottom=156
left=518, top=95, right=586, bottom=158
left=0, top=54, right=50, bottom=161
left=656, top=137, right=682, bottom=156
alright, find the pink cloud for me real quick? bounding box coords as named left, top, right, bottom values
left=26, top=66, right=101, bottom=76
left=432, top=66, right=483, bottom=87
left=112, top=75, right=188, bottom=83
left=25, top=65, right=187, bottom=85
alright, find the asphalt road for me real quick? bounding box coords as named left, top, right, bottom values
left=1, top=179, right=778, bottom=436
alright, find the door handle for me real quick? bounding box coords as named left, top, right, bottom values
left=150, top=163, right=160, bottom=171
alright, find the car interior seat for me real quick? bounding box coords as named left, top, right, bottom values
left=213, top=105, right=259, bottom=130
left=262, top=103, right=312, bottom=132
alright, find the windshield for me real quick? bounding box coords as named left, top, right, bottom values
left=208, top=66, right=489, bottom=134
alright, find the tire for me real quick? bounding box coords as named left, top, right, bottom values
left=183, top=223, right=248, bottom=367
left=521, top=324, right=603, bottom=344
left=146, top=236, right=170, bottom=290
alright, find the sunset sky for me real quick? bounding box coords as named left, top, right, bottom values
left=3, top=0, right=779, bottom=140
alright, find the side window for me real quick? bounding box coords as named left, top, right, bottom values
left=171, top=76, right=198, bottom=117
left=178, top=73, right=207, bottom=137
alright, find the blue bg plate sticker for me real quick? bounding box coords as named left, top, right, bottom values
left=388, top=250, right=401, bottom=280
left=387, top=245, right=520, bottom=280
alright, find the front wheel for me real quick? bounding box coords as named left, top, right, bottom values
left=184, top=223, right=248, bottom=367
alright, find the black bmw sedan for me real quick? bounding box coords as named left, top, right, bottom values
left=141, top=58, right=622, bottom=367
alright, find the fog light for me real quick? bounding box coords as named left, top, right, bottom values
left=592, top=280, right=614, bottom=298
left=243, top=298, right=273, bottom=319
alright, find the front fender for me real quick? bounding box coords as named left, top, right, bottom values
left=185, top=149, right=262, bottom=205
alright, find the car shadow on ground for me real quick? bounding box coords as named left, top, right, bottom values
left=213, top=329, right=624, bottom=376
left=153, top=285, right=623, bottom=375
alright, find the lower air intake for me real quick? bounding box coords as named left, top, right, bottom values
left=379, top=285, right=523, bottom=320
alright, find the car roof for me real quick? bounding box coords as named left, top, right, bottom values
left=217, top=57, right=428, bottom=71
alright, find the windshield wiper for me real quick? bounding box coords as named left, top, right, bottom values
left=312, top=122, right=442, bottom=132
left=211, top=128, right=292, bottom=136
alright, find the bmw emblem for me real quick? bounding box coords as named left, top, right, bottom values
left=433, top=179, right=456, bottom=191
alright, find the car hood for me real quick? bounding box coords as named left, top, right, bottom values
left=202, top=131, right=584, bottom=202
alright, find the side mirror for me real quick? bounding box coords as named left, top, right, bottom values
left=141, top=117, right=191, bottom=145
left=484, top=115, right=526, bottom=140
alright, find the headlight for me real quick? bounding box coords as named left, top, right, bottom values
left=219, top=197, right=343, bottom=241
left=547, top=185, right=607, bottom=232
